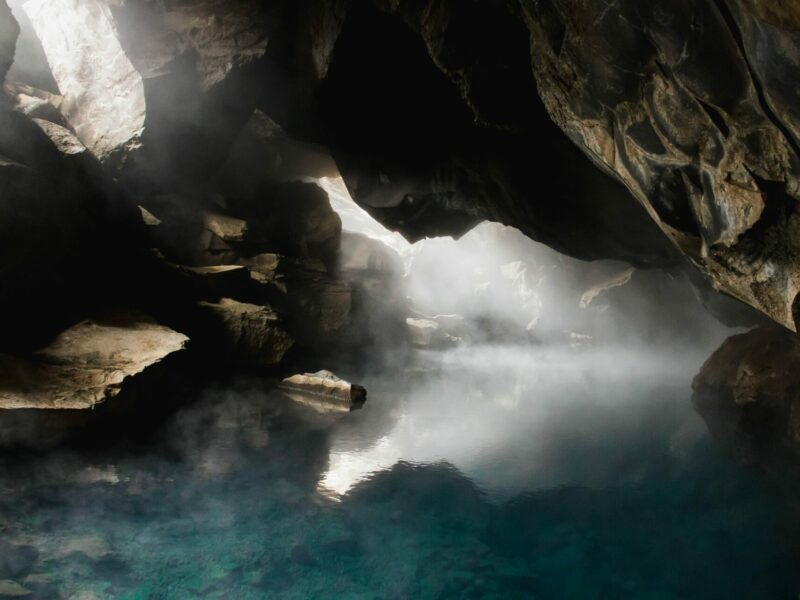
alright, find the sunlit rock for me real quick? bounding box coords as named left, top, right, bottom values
left=579, top=269, right=636, bottom=309
left=22, top=0, right=271, bottom=187
left=338, top=231, right=403, bottom=275
left=23, top=0, right=145, bottom=163
left=4, top=82, right=64, bottom=126
left=403, top=225, right=544, bottom=341
left=693, top=326, right=800, bottom=462
left=279, top=370, right=366, bottom=413
left=0, top=312, right=188, bottom=409
left=406, top=317, right=460, bottom=349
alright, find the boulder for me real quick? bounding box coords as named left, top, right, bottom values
left=225, top=180, right=343, bottom=271
left=693, top=326, right=800, bottom=462
left=332, top=231, right=411, bottom=360
left=278, top=260, right=352, bottom=340
left=0, top=312, right=188, bottom=410
left=137, top=192, right=242, bottom=267
left=198, top=298, right=294, bottom=367
left=279, top=370, right=366, bottom=412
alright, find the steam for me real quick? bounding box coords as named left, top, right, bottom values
left=318, top=343, right=718, bottom=500
left=319, top=174, right=737, bottom=350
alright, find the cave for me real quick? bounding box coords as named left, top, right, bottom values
left=1, top=0, right=800, bottom=597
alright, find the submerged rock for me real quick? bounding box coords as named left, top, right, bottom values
left=0, top=580, right=31, bottom=598
left=279, top=370, right=366, bottom=412
left=0, top=312, right=188, bottom=410
left=693, top=326, right=800, bottom=463
left=0, top=541, right=38, bottom=581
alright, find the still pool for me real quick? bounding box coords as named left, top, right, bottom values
left=1, top=345, right=799, bottom=599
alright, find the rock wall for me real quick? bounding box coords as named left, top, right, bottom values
left=23, top=0, right=273, bottom=190
left=693, top=326, right=800, bottom=463
left=3, top=0, right=800, bottom=445
left=245, top=0, right=800, bottom=331
left=0, top=0, right=17, bottom=82
left=522, top=0, right=800, bottom=330
left=7, top=0, right=798, bottom=330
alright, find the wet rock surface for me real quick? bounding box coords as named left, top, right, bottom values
left=279, top=370, right=366, bottom=412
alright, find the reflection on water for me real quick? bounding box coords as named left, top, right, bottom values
left=322, top=346, right=710, bottom=499
left=1, top=345, right=799, bottom=598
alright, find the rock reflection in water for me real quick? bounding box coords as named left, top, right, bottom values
left=320, top=345, right=712, bottom=499
left=0, top=345, right=798, bottom=598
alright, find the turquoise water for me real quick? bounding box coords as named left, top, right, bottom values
left=1, top=345, right=799, bottom=599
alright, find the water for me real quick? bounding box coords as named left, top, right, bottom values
left=1, top=344, right=799, bottom=599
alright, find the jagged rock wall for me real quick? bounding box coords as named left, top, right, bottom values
left=522, top=0, right=800, bottom=330
left=2, top=0, right=798, bottom=338
left=263, top=0, right=682, bottom=267
left=249, top=0, right=800, bottom=330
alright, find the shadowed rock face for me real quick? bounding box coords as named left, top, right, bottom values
left=3, top=0, right=800, bottom=425
left=266, top=0, right=681, bottom=267
left=250, top=0, right=800, bottom=330
left=522, top=0, right=800, bottom=330
left=5, top=0, right=800, bottom=463
left=6, top=0, right=800, bottom=330
left=693, top=326, right=800, bottom=463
